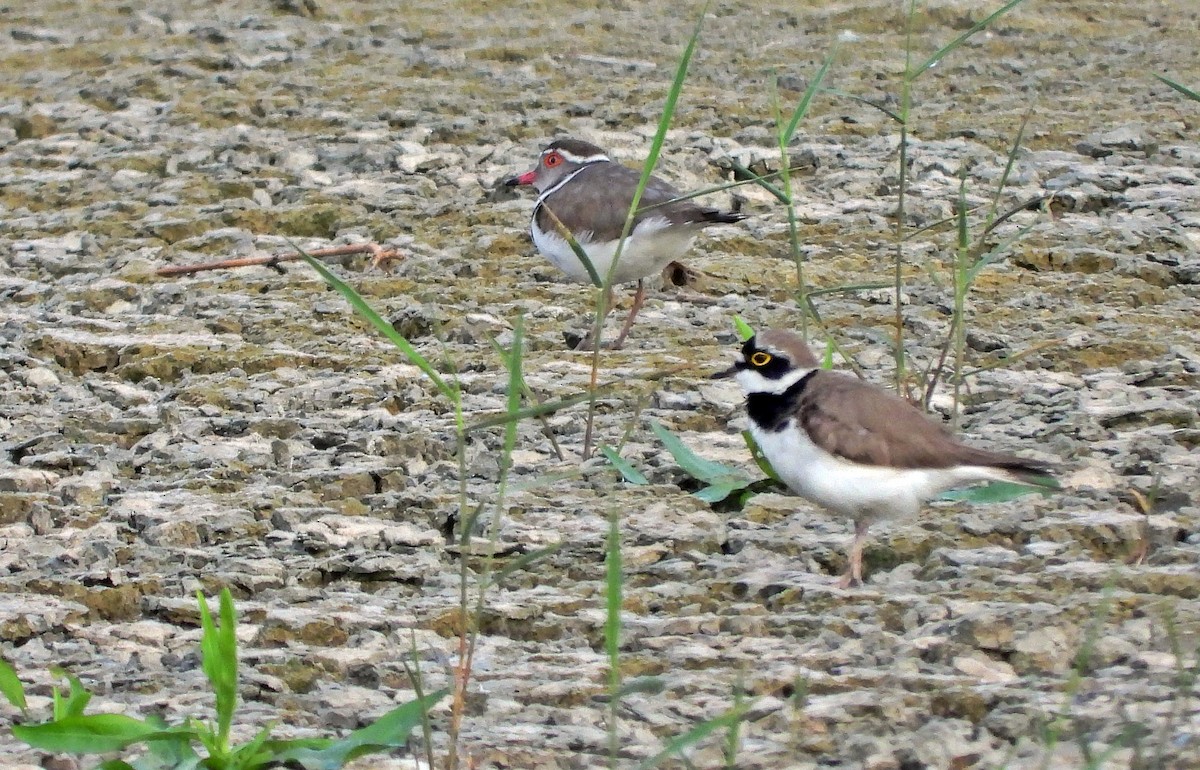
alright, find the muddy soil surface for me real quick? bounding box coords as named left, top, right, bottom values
left=2, top=0, right=1199, bottom=767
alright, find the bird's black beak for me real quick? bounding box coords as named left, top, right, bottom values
left=501, top=175, right=520, bottom=187
left=711, top=363, right=740, bottom=380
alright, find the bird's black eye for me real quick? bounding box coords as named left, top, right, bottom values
left=749, top=351, right=772, bottom=367
left=544, top=151, right=563, bottom=167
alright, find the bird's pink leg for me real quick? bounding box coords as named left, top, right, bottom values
left=838, top=519, right=870, bottom=588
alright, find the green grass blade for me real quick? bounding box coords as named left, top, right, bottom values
left=48, top=667, right=91, bottom=718
left=695, top=482, right=751, bottom=504
left=493, top=544, right=564, bottom=586
left=635, top=700, right=755, bottom=770
left=604, top=508, right=624, bottom=768
left=141, top=719, right=204, bottom=769
left=937, top=479, right=1058, bottom=503
left=466, top=389, right=603, bottom=432
left=608, top=0, right=711, bottom=288
left=12, top=714, right=168, bottom=754
left=227, top=724, right=274, bottom=770
left=966, top=215, right=1043, bottom=284
left=1154, top=73, right=1200, bottom=103
left=732, top=316, right=755, bottom=341
left=650, top=421, right=751, bottom=487
left=197, top=589, right=238, bottom=751
left=911, top=0, right=1029, bottom=80
left=270, top=689, right=447, bottom=769
left=986, top=111, right=1030, bottom=228
left=720, top=156, right=790, bottom=203
left=637, top=163, right=811, bottom=210
left=540, top=206, right=602, bottom=287
left=600, top=445, right=651, bottom=485
left=780, top=45, right=838, bottom=145
left=0, top=657, right=27, bottom=711
left=956, top=178, right=970, bottom=252
left=740, top=431, right=780, bottom=483
left=822, top=88, right=905, bottom=123
left=295, top=249, right=456, bottom=400
left=804, top=281, right=893, bottom=298
left=490, top=312, right=526, bottom=517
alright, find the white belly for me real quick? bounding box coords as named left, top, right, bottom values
left=530, top=216, right=698, bottom=286
left=750, top=421, right=1004, bottom=522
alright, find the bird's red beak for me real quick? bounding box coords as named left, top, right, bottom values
left=503, top=170, right=537, bottom=187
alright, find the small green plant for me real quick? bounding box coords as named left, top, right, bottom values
left=1154, top=73, right=1200, bottom=104
left=2, top=588, right=446, bottom=769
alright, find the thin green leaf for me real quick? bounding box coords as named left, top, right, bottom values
left=822, top=88, right=905, bottom=123
left=48, top=667, right=91, bottom=719
left=721, top=156, right=790, bottom=204
left=1154, top=73, right=1200, bottom=103
left=96, top=762, right=137, bottom=770
left=486, top=335, right=565, bottom=461
left=197, top=588, right=238, bottom=751
left=911, top=0, right=1029, bottom=80
left=695, top=482, right=751, bottom=504
left=0, top=656, right=27, bottom=711
left=499, top=314, right=525, bottom=475
left=492, top=544, right=564, bottom=586
left=740, top=431, right=781, bottom=483
left=821, top=338, right=835, bottom=370
left=540, top=206, right=602, bottom=287
left=600, top=445, right=650, bottom=485
left=139, top=722, right=204, bottom=770
left=295, top=248, right=456, bottom=400
left=649, top=421, right=752, bottom=487
left=226, top=723, right=275, bottom=770
left=804, top=281, right=892, bottom=298
left=956, top=177, right=969, bottom=252
left=635, top=163, right=812, bottom=212
left=985, top=112, right=1030, bottom=228
left=270, top=689, right=447, bottom=769
left=466, top=388, right=603, bottom=432
left=604, top=510, right=623, bottom=723
left=937, top=479, right=1058, bottom=503
left=780, top=45, right=838, bottom=144
left=635, top=701, right=755, bottom=770
left=732, top=316, right=755, bottom=342
left=12, top=714, right=167, bottom=754
left=966, top=214, right=1043, bottom=284
left=608, top=0, right=711, bottom=288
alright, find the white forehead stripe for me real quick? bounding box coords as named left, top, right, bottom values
left=548, top=149, right=610, bottom=164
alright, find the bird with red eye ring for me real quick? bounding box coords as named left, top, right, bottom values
left=500, top=137, right=747, bottom=350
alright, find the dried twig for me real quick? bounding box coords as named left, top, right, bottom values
left=155, top=243, right=403, bottom=277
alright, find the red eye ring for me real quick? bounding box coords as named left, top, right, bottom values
left=544, top=151, right=563, bottom=168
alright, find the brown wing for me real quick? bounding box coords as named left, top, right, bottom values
left=541, top=163, right=738, bottom=242
left=797, top=372, right=1044, bottom=472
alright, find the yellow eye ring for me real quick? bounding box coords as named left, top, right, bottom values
left=749, top=351, right=772, bottom=367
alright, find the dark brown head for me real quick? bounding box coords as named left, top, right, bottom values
left=713, top=329, right=821, bottom=394
left=501, top=138, right=611, bottom=192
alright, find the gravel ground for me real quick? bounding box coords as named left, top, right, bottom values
left=2, top=0, right=1199, bottom=768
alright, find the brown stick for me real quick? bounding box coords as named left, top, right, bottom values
left=154, top=243, right=403, bottom=277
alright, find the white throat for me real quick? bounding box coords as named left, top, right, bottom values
left=734, top=364, right=815, bottom=396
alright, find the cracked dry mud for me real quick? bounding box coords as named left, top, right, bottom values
left=2, top=0, right=1199, bottom=768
